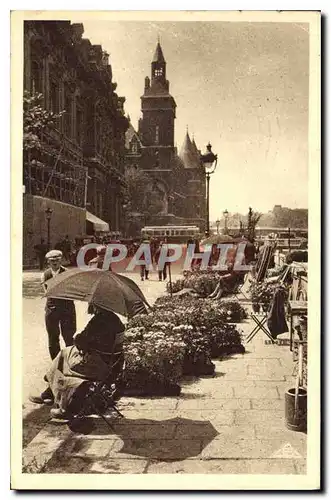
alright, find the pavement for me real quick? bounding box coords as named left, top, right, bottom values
left=22, top=271, right=307, bottom=475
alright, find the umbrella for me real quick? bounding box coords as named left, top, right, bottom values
left=201, top=234, right=235, bottom=245
left=44, top=268, right=150, bottom=317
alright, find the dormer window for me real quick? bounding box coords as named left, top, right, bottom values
left=155, top=68, right=163, bottom=77
left=132, top=141, right=138, bottom=154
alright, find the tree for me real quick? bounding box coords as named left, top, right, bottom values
left=123, top=165, right=151, bottom=214
left=23, top=91, right=65, bottom=193
left=23, top=90, right=64, bottom=151
left=246, top=207, right=262, bottom=242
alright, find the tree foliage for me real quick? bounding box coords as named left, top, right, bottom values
left=246, top=207, right=262, bottom=242
left=123, top=165, right=164, bottom=222
left=23, top=90, right=65, bottom=151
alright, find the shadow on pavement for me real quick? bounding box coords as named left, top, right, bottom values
left=23, top=405, right=52, bottom=448
left=68, top=416, right=219, bottom=461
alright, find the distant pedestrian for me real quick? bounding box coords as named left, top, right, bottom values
left=88, top=245, right=111, bottom=270
left=154, top=242, right=168, bottom=281
left=140, top=240, right=151, bottom=281
left=62, top=235, right=72, bottom=264
left=41, top=250, right=76, bottom=360
left=34, top=238, right=48, bottom=270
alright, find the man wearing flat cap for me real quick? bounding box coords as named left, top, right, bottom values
left=41, top=250, right=76, bottom=361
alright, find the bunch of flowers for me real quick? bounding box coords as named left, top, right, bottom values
left=249, top=280, right=277, bottom=311
left=216, top=300, right=248, bottom=322
left=123, top=330, right=186, bottom=390
left=166, top=279, right=185, bottom=294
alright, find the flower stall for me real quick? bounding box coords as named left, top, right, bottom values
left=122, top=295, right=246, bottom=395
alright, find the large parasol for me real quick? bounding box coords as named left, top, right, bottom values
left=44, top=268, right=150, bottom=317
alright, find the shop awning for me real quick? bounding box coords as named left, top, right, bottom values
left=86, top=211, right=109, bottom=232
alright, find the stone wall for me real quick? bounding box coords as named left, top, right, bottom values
left=23, top=195, right=86, bottom=267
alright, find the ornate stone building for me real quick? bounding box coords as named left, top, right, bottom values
left=23, top=21, right=129, bottom=265
left=125, top=42, right=206, bottom=234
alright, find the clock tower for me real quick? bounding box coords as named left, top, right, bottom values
left=138, top=41, right=176, bottom=152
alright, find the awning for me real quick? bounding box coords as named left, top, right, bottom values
left=86, top=211, right=109, bottom=232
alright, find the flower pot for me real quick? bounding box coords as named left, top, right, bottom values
left=285, top=387, right=307, bottom=432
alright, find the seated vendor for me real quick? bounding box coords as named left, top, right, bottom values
left=29, top=304, right=125, bottom=420
left=208, top=264, right=245, bottom=300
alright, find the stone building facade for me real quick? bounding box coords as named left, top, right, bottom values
left=125, top=42, right=206, bottom=234
left=23, top=21, right=129, bottom=265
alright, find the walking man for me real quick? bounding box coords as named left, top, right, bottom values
left=41, top=250, right=77, bottom=360
left=154, top=241, right=168, bottom=281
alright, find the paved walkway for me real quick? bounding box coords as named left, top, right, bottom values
left=22, top=312, right=306, bottom=475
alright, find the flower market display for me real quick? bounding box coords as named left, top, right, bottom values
left=248, top=280, right=278, bottom=312
left=122, top=294, right=246, bottom=395
left=167, top=268, right=228, bottom=298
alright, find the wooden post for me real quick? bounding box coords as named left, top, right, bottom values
left=168, top=262, right=173, bottom=297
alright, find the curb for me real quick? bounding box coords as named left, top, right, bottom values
left=22, top=424, right=73, bottom=473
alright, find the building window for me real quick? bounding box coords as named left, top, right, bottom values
left=132, top=141, right=138, bottom=154
left=155, top=68, right=163, bottom=77
left=31, top=61, right=42, bottom=94
left=155, top=126, right=159, bottom=145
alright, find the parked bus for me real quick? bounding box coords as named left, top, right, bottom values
left=141, top=225, right=200, bottom=243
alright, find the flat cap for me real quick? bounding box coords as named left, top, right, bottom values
left=45, top=249, right=63, bottom=260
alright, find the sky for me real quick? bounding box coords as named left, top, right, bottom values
left=71, top=18, right=309, bottom=219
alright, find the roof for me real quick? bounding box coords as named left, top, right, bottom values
left=152, top=42, right=165, bottom=63
left=179, top=132, right=201, bottom=169
left=125, top=123, right=142, bottom=149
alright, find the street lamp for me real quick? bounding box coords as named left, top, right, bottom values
left=215, top=219, right=220, bottom=234
left=223, top=209, right=229, bottom=234
left=45, top=207, right=53, bottom=251
left=200, top=143, right=218, bottom=238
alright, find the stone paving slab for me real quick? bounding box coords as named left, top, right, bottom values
left=176, top=398, right=250, bottom=410
left=108, top=438, right=204, bottom=461
left=119, top=398, right=178, bottom=410
left=146, top=458, right=300, bottom=474
left=234, top=410, right=285, bottom=426
left=251, top=399, right=284, bottom=410
left=174, top=424, right=256, bottom=440
left=233, top=386, right=279, bottom=399
left=200, top=437, right=305, bottom=460
left=22, top=424, right=73, bottom=473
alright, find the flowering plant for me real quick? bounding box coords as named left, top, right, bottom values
left=249, top=281, right=277, bottom=308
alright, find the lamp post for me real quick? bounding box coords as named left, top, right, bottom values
left=45, top=207, right=53, bottom=251
left=200, top=143, right=218, bottom=238
left=216, top=219, right=220, bottom=235
left=288, top=227, right=291, bottom=252
left=223, top=209, right=229, bottom=235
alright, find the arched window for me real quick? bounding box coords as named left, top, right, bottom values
left=155, top=126, right=159, bottom=145
left=154, top=68, right=163, bottom=77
